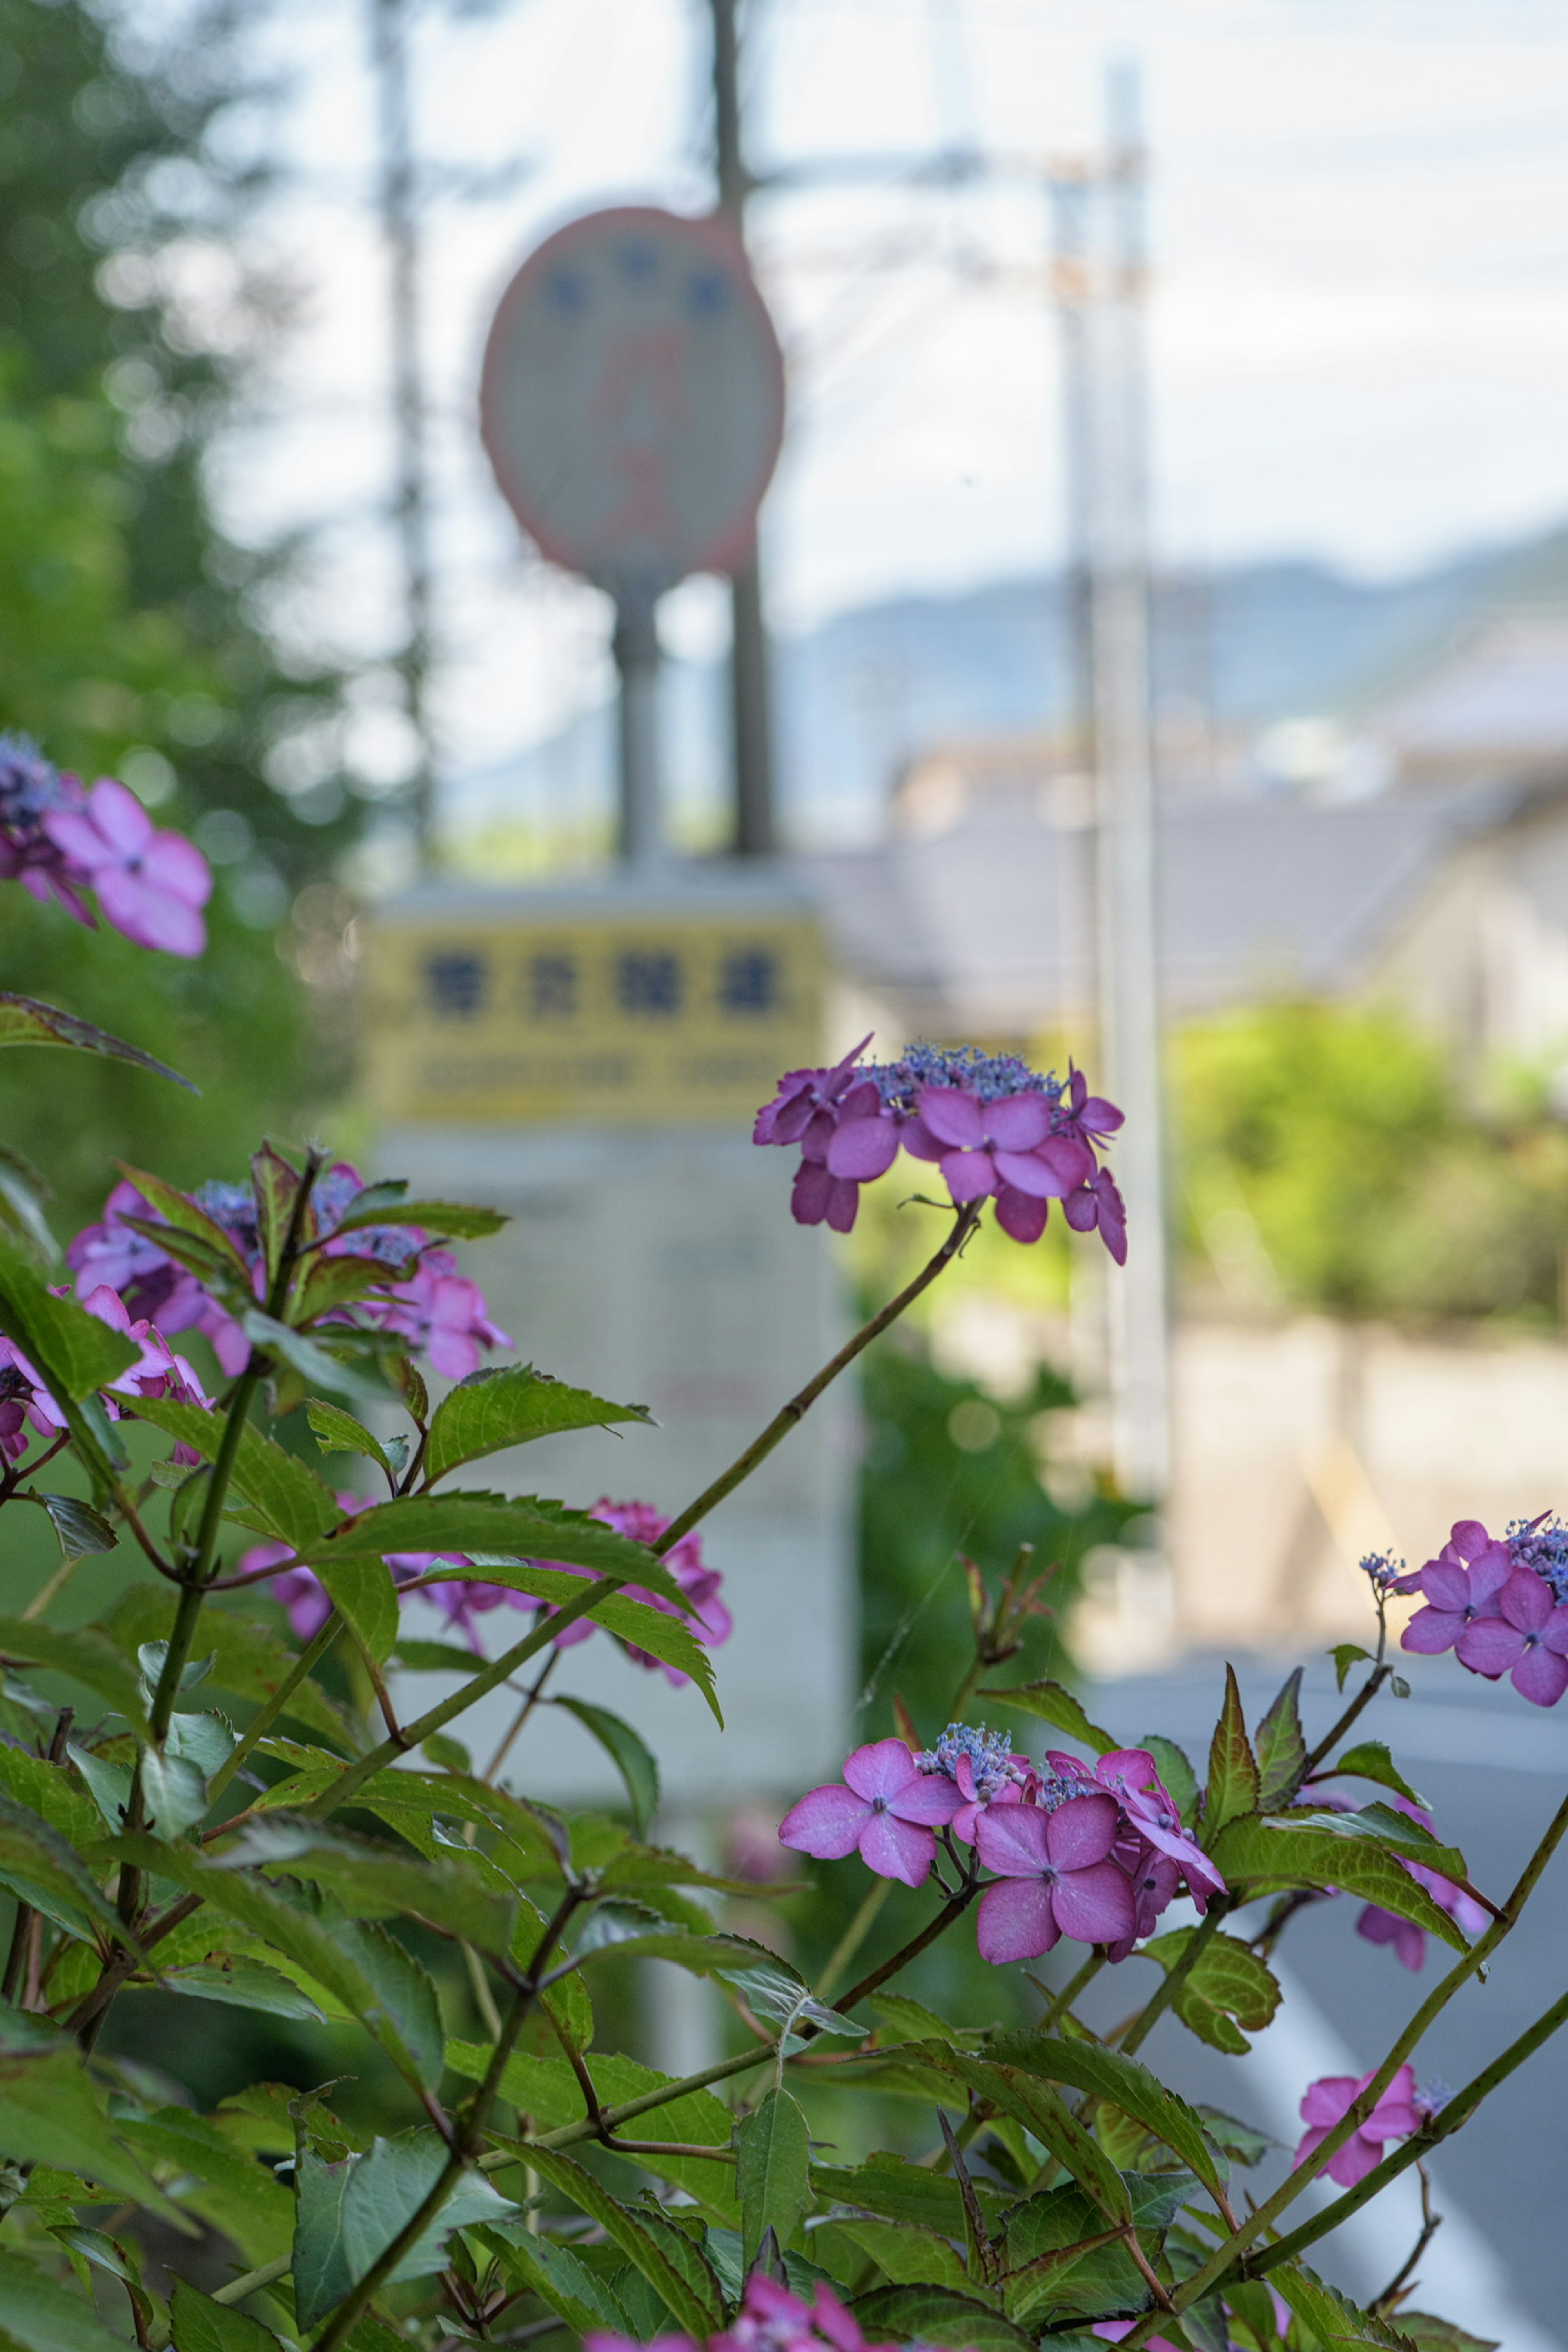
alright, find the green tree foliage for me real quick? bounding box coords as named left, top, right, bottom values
left=1176, top=1001, right=1568, bottom=1322
left=0, top=0, right=366, bottom=1220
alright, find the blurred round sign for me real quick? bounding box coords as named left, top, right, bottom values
left=480, top=206, right=786, bottom=604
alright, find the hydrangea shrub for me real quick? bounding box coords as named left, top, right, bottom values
left=0, top=748, right=1557, bottom=2352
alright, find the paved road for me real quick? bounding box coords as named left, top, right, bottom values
left=1072, top=1653, right=1568, bottom=2350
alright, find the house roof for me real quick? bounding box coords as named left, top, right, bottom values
left=800, top=775, right=1563, bottom=1033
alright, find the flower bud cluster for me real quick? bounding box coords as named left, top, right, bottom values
left=753, top=1038, right=1125, bottom=1255
left=1397, top=1515, right=1568, bottom=1707
left=778, top=1726, right=1224, bottom=1969
left=0, top=734, right=211, bottom=956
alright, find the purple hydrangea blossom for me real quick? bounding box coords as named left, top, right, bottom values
left=1396, top=1520, right=1511, bottom=1656
left=61, top=1159, right=510, bottom=1390
left=44, top=777, right=212, bottom=957
left=779, top=1737, right=963, bottom=1887
left=1505, top=1512, right=1568, bottom=1604
left=973, top=1793, right=1137, bottom=1961
left=1295, top=2064, right=1423, bottom=2187
left=754, top=1037, right=1125, bottom=1251
left=1087, top=1746, right=1225, bottom=1908
left=586, top=2267, right=904, bottom=2352
left=1456, top=1568, right=1568, bottom=1706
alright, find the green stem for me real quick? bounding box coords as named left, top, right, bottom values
left=211, top=2252, right=292, bottom=2307
left=817, top=1879, right=891, bottom=2004
left=302, top=1572, right=646, bottom=1818
left=1137, top=1781, right=1568, bottom=2334
left=653, top=1204, right=982, bottom=1556
left=310, top=1888, right=584, bottom=2352
left=1117, top=1901, right=1229, bottom=2056
left=1252, top=1980, right=1568, bottom=2280
left=206, top=1617, right=344, bottom=1806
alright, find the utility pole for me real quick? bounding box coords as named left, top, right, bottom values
left=1051, top=62, right=1170, bottom=1506
left=371, top=0, right=438, bottom=865
left=709, top=0, right=777, bottom=856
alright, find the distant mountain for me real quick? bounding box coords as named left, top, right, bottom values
left=442, top=523, right=1568, bottom=857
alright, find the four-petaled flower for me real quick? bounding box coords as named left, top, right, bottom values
left=376, top=1258, right=511, bottom=1379
left=1398, top=1519, right=1510, bottom=1657
left=973, top=1793, right=1137, bottom=1961
left=1090, top=1746, right=1225, bottom=1907
left=902, top=1084, right=1092, bottom=1243
left=1295, top=2064, right=1423, bottom=2187
left=1455, top=1568, right=1568, bottom=1706
left=44, top=776, right=212, bottom=957
left=779, top=1737, right=962, bottom=1887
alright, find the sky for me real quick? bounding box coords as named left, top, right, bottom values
left=187, top=0, right=1568, bottom=788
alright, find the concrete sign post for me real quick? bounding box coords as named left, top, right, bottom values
left=370, top=873, right=856, bottom=1819
left=480, top=206, right=786, bottom=862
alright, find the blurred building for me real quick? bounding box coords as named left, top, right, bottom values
left=803, top=743, right=1568, bottom=1068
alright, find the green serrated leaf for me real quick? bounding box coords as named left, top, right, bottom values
left=0, top=2244, right=146, bottom=2352
left=522, top=2144, right=724, bottom=2336
left=476, top=2222, right=633, bottom=2336
left=1396, top=2316, right=1499, bottom=2352
left=169, top=2278, right=285, bottom=2352
left=1209, top=1814, right=1469, bottom=1951
left=292, top=2130, right=520, bottom=2325
left=314, top=1553, right=399, bottom=1666
left=831, top=2213, right=974, bottom=2293
left=160, top=1958, right=328, bottom=2023
left=215, top=1815, right=516, bottom=1957
left=738, top=2087, right=808, bottom=2265
left=897, top=2044, right=1131, bottom=2223
left=0, top=1229, right=139, bottom=1404
left=1205, top=1665, right=1259, bottom=1839
left=330, top=1197, right=508, bottom=1241
left=241, top=1308, right=391, bottom=1404
left=129, top=1396, right=342, bottom=1552
left=33, top=1494, right=118, bottom=1560
left=1194, top=2103, right=1272, bottom=2165
left=1254, top=1666, right=1307, bottom=1810
left=987, top=2029, right=1229, bottom=2207
left=1322, top=1741, right=1428, bottom=1811
left=867, top=1991, right=961, bottom=2044
left=1271, top=2259, right=1417, bottom=2348
left=305, top=1399, right=394, bottom=1475
left=423, top=1364, right=653, bottom=1486
left=979, top=1678, right=1116, bottom=1753
left=449, top=2045, right=739, bottom=2222
left=0, top=1788, right=135, bottom=1942
left=1140, top=1927, right=1281, bottom=2055
left=550, top=1695, right=660, bottom=1836
left=853, top=2283, right=1034, bottom=2350
left=0, top=993, right=195, bottom=1089
left=0, top=2010, right=178, bottom=2221
left=1330, top=1642, right=1372, bottom=1693
left=95, top=1588, right=354, bottom=1751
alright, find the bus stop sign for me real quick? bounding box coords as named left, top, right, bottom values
left=480, top=205, right=786, bottom=603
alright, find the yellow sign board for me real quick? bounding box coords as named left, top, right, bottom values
left=363, top=897, right=823, bottom=1126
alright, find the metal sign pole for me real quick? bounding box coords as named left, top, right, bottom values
left=612, top=588, right=664, bottom=864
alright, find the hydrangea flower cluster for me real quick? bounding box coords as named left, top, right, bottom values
left=754, top=1039, right=1125, bottom=1256
left=778, top=1728, right=1222, bottom=1967
left=1294, top=2065, right=1442, bottom=2187
left=0, top=1282, right=212, bottom=1461
left=249, top=1497, right=731, bottom=1687
left=0, top=735, right=211, bottom=956
left=65, top=1160, right=508, bottom=1382
left=1396, top=1515, right=1568, bottom=1706
left=586, top=2269, right=903, bottom=2352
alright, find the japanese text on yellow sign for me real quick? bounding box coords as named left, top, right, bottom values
left=364, top=909, right=822, bottom=1125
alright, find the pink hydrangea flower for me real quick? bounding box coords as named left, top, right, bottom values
left=1295, top=2063, right=1423, bottom=2186
left=375, top=1254, right=511, bottom=1379
left=902, top=1082, right=1093, bottom=1243
left=779, top=1737, right=962, bottom=1887
left=1063, top=1164, right=1128, bottom=1266
left=973, top=1793, right=1136, bottom=1962
left=1088, top=1746, right=1225, bottom=1908
left=44, top=776, right=211, bottom=957
left=1398, top=1520, right=1511, bottom=1655
left=1455, top=1567, right=1568, bottom=1706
